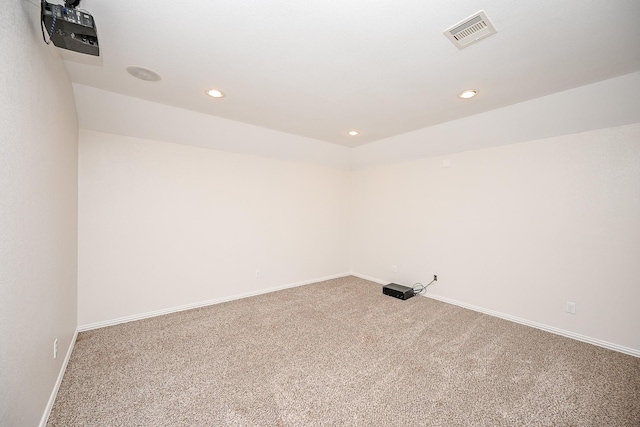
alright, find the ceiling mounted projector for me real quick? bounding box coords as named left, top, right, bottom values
left=41, top=0, right=99, bottom=56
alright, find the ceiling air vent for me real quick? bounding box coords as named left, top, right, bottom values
left=444, top=10, right=497, bottom=50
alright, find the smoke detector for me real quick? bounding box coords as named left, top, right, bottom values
left=444, top=10, right=497, bottom=50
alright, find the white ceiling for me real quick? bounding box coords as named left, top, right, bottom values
left=56, top=0, right=640, bottom=148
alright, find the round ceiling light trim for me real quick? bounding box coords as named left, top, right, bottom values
left=126, top=66, right=161, bottom=82
left=348, top=130, right=360, bottom=136
left=206, top=89, right=225, bottom=98
left=458, top=89, right=479, bottom=99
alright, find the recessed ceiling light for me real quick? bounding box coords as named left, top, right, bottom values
left=126, top=66, right=161, bottom=82
left=206, top=89, right=225, bottom=98
left=458, top=89, right=479, bottom=99
left=348, top=130, right=360, bottom=136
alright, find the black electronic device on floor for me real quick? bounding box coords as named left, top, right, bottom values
left=382, top=283, right=414, bottom=300
left=41, top=0, right=99, bottom=56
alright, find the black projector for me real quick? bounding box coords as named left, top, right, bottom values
left=382, top=283, right=414, bottom=300
left=41, top=0, right=99, bottom=56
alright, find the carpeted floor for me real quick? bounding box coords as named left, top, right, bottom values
left=48, top=276, right=640, bottom=426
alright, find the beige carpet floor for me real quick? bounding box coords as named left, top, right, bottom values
left=48, top=276, right=639, bottom=426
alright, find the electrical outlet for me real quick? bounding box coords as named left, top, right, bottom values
left=434, top=275, right=437, bottom=281
left=566, top=301, right=576, bottom=314
left=255, top=270, right=261, bottom=278
left=392, top=265, right=397, bottom=273
left=53, top=339, right=58, bottom=359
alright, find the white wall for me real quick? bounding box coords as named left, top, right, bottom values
left=352, top=71, right=640, bottom=169
left=73, top=84, right=352, bottom=171
left=0, top=1, right=78, bottom=425
left=75, top=72, right=640, bottom=172
left=351, top=123, right=640, bottom=353
left=78, top=130, right=351, bottom=326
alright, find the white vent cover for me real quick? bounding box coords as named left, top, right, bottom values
left=444, top=10, right=497, bottom=49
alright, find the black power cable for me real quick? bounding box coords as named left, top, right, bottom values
left=412, top=278, right=436, bottom=296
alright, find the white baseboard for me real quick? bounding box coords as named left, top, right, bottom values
left=78, top=272, right=352, bottom=332
left=351, top=272, right=640, bottom=358
left=39, top=328, right=78, bottom=427
left=351, top=272, right=388, bottom=286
